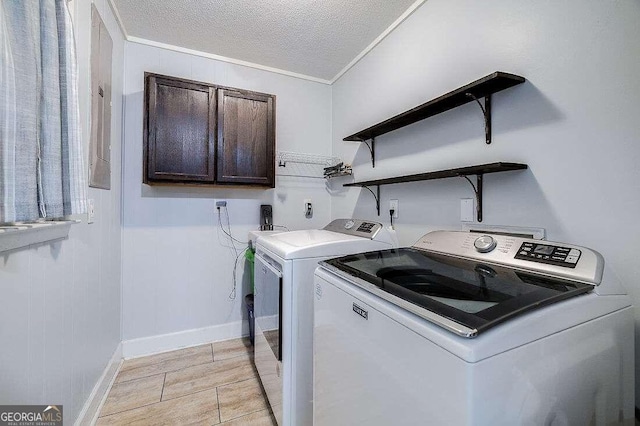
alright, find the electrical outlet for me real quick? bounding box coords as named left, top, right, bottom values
left=87, top=199, right=95, bottom=224
left=216, top=200, right=227, bottom=208
left=389, top=199, right=399, bottom=218
left=460, top=198, right=474, bottom=222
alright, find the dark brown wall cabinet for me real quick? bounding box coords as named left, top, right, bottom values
left=217, top=89, right=275, bottom=186
left=145, top=75, right=216, bottom=183
left=144, top=74, right=275, bottom=187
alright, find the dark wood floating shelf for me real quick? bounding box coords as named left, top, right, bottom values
left=344, top=71, right=525, bottom=142
left=344, top=162, right=527, bottom=187
left=343, top=72, right=526, bottom=166
left=344, top=162, right=528, bottom=222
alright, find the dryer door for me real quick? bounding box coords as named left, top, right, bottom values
left=254, top=253, right=283, bottom=425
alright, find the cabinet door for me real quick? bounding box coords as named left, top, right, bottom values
left=145, top=75, right=216, bottom=183
left=216, top=89, right=275, bottom=187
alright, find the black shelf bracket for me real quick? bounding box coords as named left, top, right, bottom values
left=461, top=174, right=484, bottom=222
left=362, top=137, right=376, bottom=167
left=465, top=93, right=492, bottom=144
left=361, top=185, right=381, bottom=216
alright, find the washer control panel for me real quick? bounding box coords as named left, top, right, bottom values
left=413, top=230, right=603, bottom=285
left=514, top=242, right=581, bottom=268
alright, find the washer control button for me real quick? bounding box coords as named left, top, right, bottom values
left=566, top=255, right=579, bottom=264
left=569, top=249, right=581, bottom=257
left=474, top=236, right=497, bottom=253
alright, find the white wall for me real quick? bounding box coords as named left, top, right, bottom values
left=121, top=43, right=332, bottom=343
left=0, top=0, right=124, bottom=422
left=331, top=0, right=640, bottom=404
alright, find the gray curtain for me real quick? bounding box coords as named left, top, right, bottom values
left=0, top=0, right=86, bottom=223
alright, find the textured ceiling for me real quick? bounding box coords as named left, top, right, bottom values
left=112, top=0, right=419, bottom=81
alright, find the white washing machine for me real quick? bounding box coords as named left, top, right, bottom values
left=254, top=219, right=397, bottom=426
left=314, top=230, right=634, bottom=425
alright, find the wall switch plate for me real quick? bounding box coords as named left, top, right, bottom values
left=460, top=198, right=474, bottom=222
left=87, top=199, right=95, bottom=224
left=389, top=199, right=399, bottom=218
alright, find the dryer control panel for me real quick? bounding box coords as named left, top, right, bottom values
left=514, top=242, right=582, bottom=268
left=324, top=219, right=382, bottom=239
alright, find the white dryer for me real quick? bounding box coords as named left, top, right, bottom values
left=254, top=219, right=397, bottom=426
left=314, top=230, right=634, bottom=425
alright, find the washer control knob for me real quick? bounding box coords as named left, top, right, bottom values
left=344, top=220, right=355, bottom=229
left=474, top=235, right=497, bottom=253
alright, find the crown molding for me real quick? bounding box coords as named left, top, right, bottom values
left=127, top=36, right=333, bottom=85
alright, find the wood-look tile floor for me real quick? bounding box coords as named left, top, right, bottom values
left=97, top=338, right=276, bottom=425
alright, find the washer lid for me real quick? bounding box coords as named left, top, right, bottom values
left=257, top=229, right=391, bottom=259
left=321, top=247, right=594, bottom=337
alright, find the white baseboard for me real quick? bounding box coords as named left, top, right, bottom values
left=74, top=342, right=123, bottom=426
left=122, top=320, right=248, bottom=359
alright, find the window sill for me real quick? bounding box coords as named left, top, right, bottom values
left=0, top=220, right=80, bottom=253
